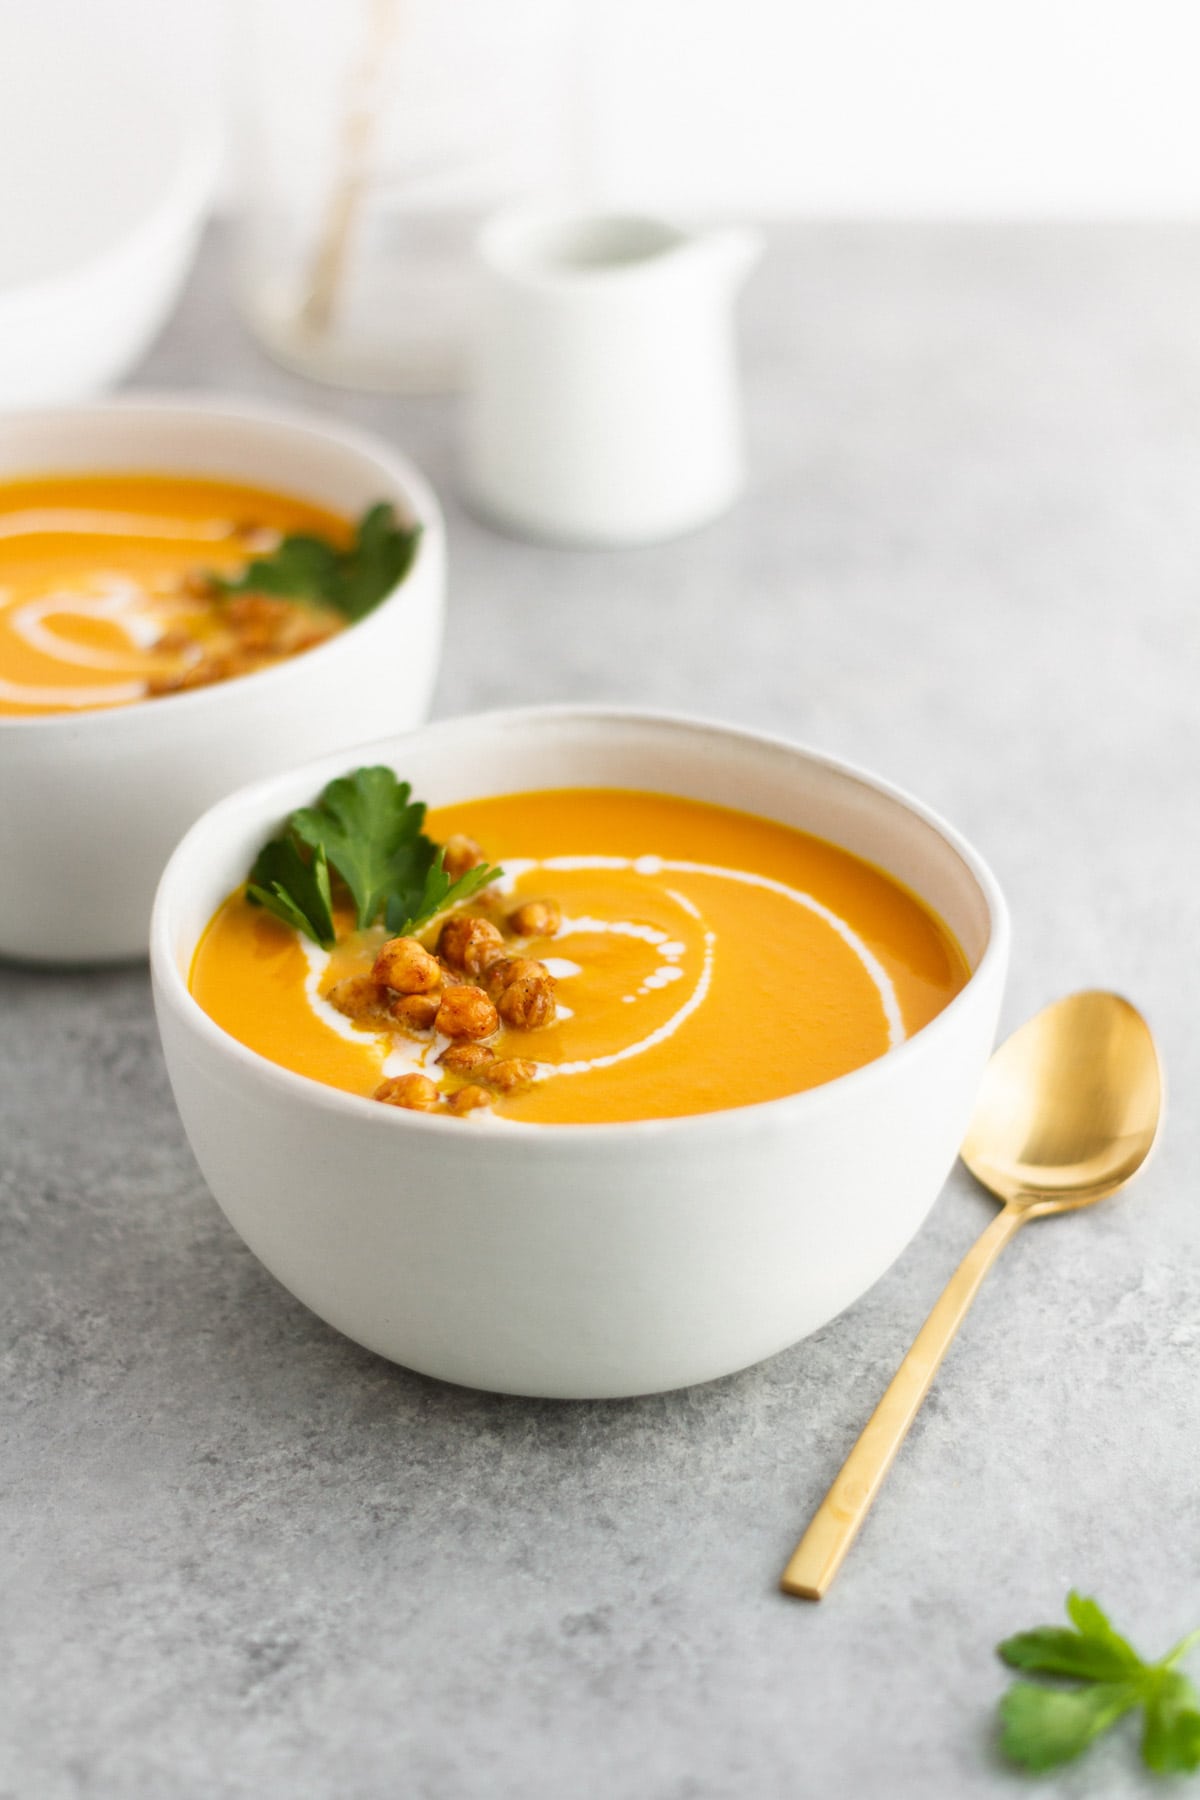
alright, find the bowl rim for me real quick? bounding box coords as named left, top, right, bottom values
left=151, top=703, right=1010, bottom=1146
left=0, top=392, right=444, bottom=735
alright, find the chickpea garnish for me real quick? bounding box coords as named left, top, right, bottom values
left=438, top=914, right=505, bottom=977
left=484, top=955, right=557, bottom=1027
left=508, top=899, right=562, bottom=939
left=327, top=974, right=387, bottom=1022
left=374, top=1073, right=440, bottom=1112
left=152, top=627, right=195, bottom=656
left=497, top=972, right=557, bottom=1031
left=225, top=593, right=290, bottom=622
left=223, top=593, right=295, bottom=650
left=231, top=521, right=281, bottom=551
left=180, top=567, right=218, bottom=599
left=437, top=1042, right=495, bottom=1075
left=145, top=654, right=233, bottom=696
left=447, top=1084, right=493, bottom=1115
left=442, top=834, right=485, bottom=881
left=486, top=1058, right=538, bottom=1095
left=289, top=627, right=335, bottom=655
left=435, top=985, right=499, bottom=1041
left=481, top=955, right=546, bottom=999
left=390, top=993, right=440, bottom=1033
left=372, top=935, right=442, bottom=995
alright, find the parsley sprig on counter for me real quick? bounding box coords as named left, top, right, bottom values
left=247, top=766, right=500, bottom=947
left=218, top=503, right=420, bottom=622
left=997, top=1592, right=1200, bottom=1776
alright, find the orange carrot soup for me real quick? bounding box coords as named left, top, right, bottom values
left=190, top=785, right=970, bottom=1125
left=0, top=472, right=358, bottom=716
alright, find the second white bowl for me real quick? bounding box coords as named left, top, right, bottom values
left=0, top=398, right=445, bottom=963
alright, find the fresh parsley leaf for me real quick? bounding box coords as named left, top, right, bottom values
left=337, top=502, right=422, bottom=622
left=241, top=764, right=502, bottom=946
left=1065, top=1592, right=1143, bottom=1667
left=1000, top=1622, right=1142, bottom=1684
left=222, top=533, right=340, bottom=604
left=999, top=1681, right=1139, bottom=1772
left=386, top=851, right=500, bottom=938
left=1143, top=1671, right=1200, bottom=1774
left=291, top=766, right=430, bottom=930
left=247, top=834, right=335, bottom=946
left=216, top=503, right=420, bottom=623
left=997, top=1593, right=1200, bottom=1777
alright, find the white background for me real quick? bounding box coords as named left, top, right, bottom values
left=11, top=0, right=1200, bottom=216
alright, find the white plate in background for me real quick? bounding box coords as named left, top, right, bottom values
left=0, top=15, right=218, bottom=404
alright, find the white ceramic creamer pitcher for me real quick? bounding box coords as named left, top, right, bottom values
left=464, top=209, right=762, bottom=545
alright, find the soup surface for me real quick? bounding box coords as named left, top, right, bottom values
left=0, top=472, right=350, bottom=715
left=191, top=788, right=970, bottom=1125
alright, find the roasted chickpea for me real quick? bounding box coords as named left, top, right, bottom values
left=145, top=654, right=233, bottom=696
left=373, top=1073, right=440, bottom=1112
left=152, top=627, right=195, bottom=656
left=223, top=652, right=269, bottom=680
left=326, top=974, right=387, bottom=1022
left=447, top=1084, right=493, bottom=1115
left=438, top=914, right=505, bottom=977
left=180, top=567, right=218, bottom=599
left=288, top=626, right=335, bottom=655
left=497, top=973, right=557, bottom=1031
left=372, top=935, right=442, bottom=995
left=389, top=992, right=440, bottom=1033
left=223, top=593, right=295, bottom=650
left=224, top=593, right=279, bottom=621
left=441, top=834, right=485, bottom=880
left=437, top=1042, right=495, bottom=1075
left=481, top=955, right=547, bottom=999
left=507, top=899, right=562, bottom=940
left=231, top=521, right=282, bottom=551
left=486, top=1057, right=538, bottom=1095
left=435, top=985, right=499, bottom=1041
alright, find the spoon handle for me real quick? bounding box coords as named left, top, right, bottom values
left=780, top=1201, right=1025, bottom=1600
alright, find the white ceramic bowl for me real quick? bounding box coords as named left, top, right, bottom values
left=0, top=43, right=217, bottom=404
left=151, top=708, right=1009, bottom=1399
left=0, top=398, right=445, bottom=963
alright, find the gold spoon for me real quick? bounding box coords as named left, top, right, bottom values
left=780, top=990, right=1163, bottom=1601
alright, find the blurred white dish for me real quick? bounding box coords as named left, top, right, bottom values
left=0, top=397, right=445, bottom=963
left=151, top=707, right=1008, bottom=1399
left=0, top=40, right=217, bottom=405
left=466, top=209, right=760, bottom=545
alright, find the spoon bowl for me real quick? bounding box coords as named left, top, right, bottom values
left=961, top=990, right=1162, bottom=1213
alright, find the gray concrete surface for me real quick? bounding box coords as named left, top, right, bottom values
left=3, top=224, right=1198, bottom=1799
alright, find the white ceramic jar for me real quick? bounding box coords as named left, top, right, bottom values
left=0, top=398, right=445, bottom=963
left=465, top=211, right=761, bottom=544
left=151, top=708, right=1009, bottom=1399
